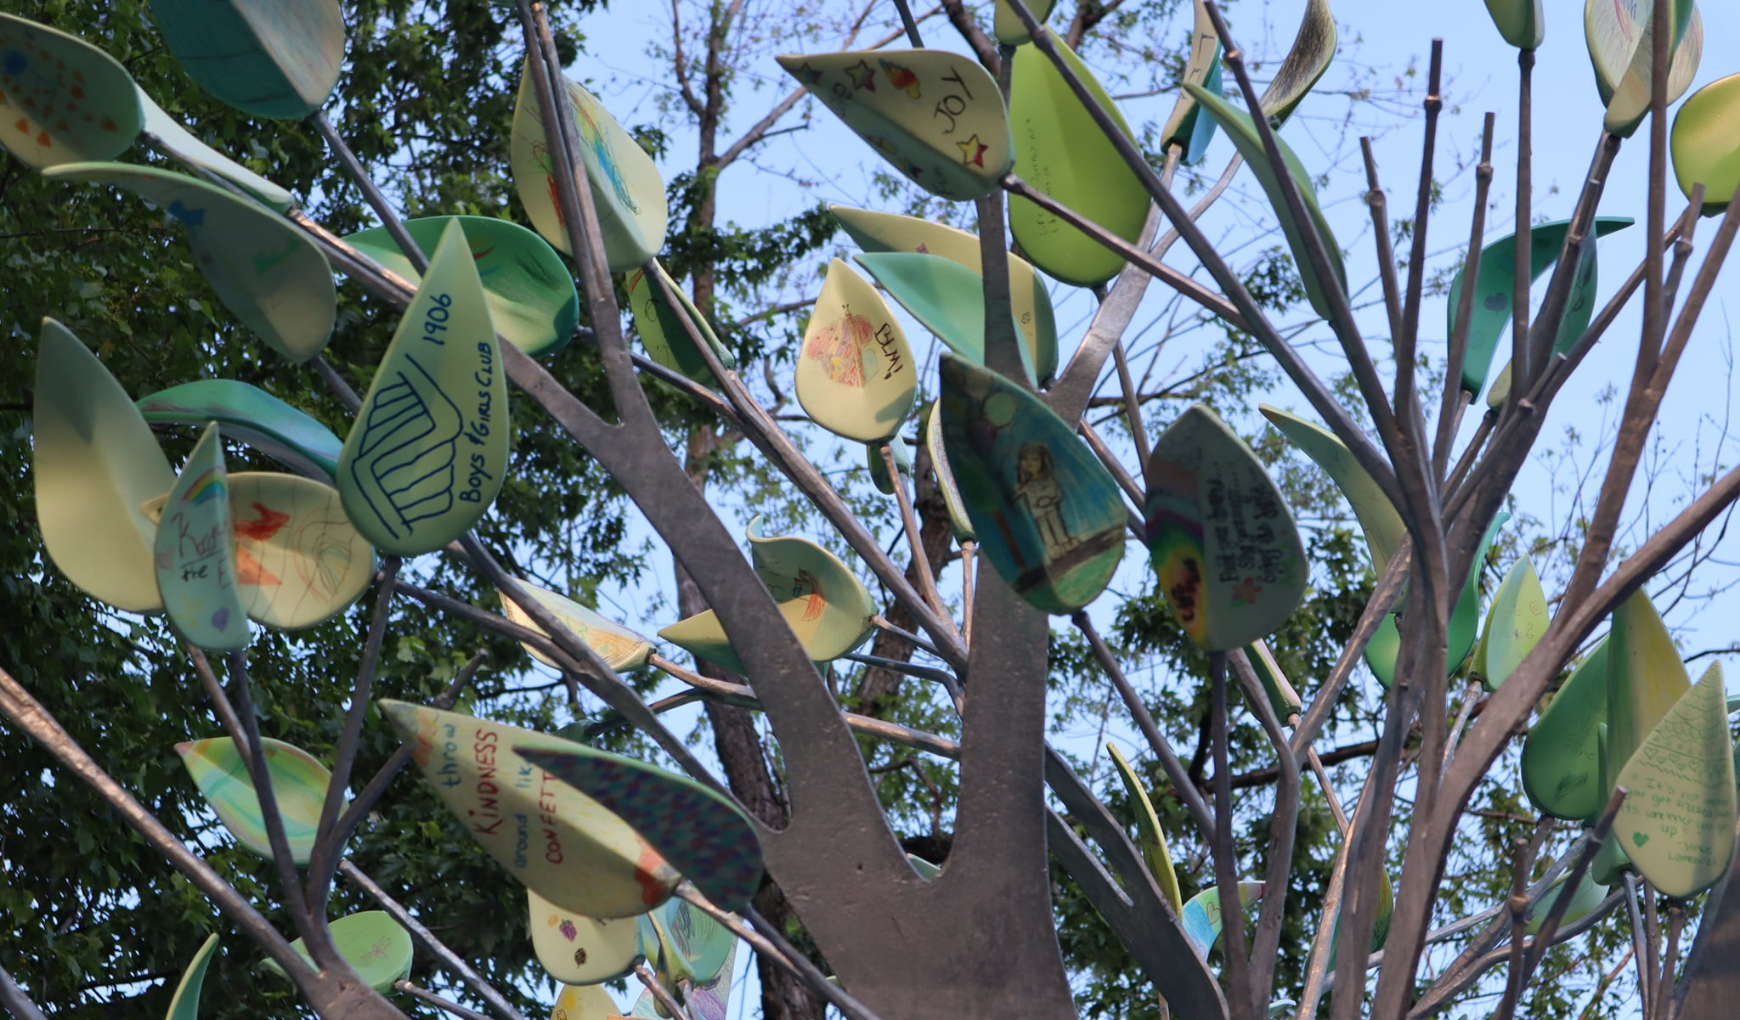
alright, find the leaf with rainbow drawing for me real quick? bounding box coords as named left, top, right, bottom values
left=155, top=423, right=248, bottom=652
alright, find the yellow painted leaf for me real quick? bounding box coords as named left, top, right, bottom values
left=795, top=259, right=917, bottom=443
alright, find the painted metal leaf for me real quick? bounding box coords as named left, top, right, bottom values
left=777, top=49, right=1012, bottom=202
left=924, top=399, right=976, bottom=541
left=908, top=853, right=942, bottom=880
left=1007, top=39, right=1150, bottom=287
left=682, top=939, right=739, bottom=1020
left=518, top=743, right=764, bottom=913
left=1181, top=881, right=1264, bottom=957
left=345, top=216, right=579, bottom=357
left=149, top=0, right=343, bottom=120
left=1525, top=871, right=1608, bottom=934
left=992, top=0, right=1057, bottom=45
left=866, top=434, right=912, bottom=497
left=498, top=580, right=655, bottom=673
left=1255, top=0, right=1336, bottom=130
left=380, top=701, right=682, bottom=918
left=1184, top=84, right=1346, bottom=322
left=625, top=261, right=735, bottom=387
left=1107, top=742, right=1183, bottom=915
left=1585, top=0, right=1700, bottom=138
left=1605, top=588, right=1692, bottom=804
left=1484, top=0, right=1544, bottom=49
left=1326, top=868, right=1393, bottom=966
left=552, top=984, right=621, bottom=1020
left=175, top=736, right=332, bottom=863
left=138, top=85, right=291, bottom=210
left=511, top=61, right=668, bottom=271
left=1245, top=639, right=1302, bottom=722
left=646, top=896, right=735, bottom=984
left=339, top=219, right=508, bottom=556
left=658, top=517, right=876, bottom=673
left=156, top=424, right=249, bottom=652
left=527, top=887, right=643, bottom=986
left=1615, top=661, right=1737, bottom=897
left=0, top=14, right=142, bottom=169
left=1364, top=513, right=1507, bottom=688
left=33, top=318, right=175, bottom=613
left=166, top=934, right=220, bottom=1020
left=1672, top=72, right=1740, bottom=215
left=796, top=259, right=917, bottom=443
left=138, top=379, right=342, bottom=481
left=1145, top=405, right=1306, bottom=651
left=44, top=162, right=336, bottom=362
left=1522, top=638, right=1610, bottom=821
left=1159, top=1, right=1224, bottom=166
left=939, top=357, right=1126, bottom=614
left=1445, top=217, right=1633, bottom=397
left=854, top=252, right=1036, bottom=384
left=1472, top=557, right=1548, bottom=692
left=1260, top=404, right=1404, bottom=577
left=267, top=912, right=412, bottom=992
left=830, top=204, right=1059, bottom=383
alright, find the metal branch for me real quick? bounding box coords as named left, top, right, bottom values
left=1435, top=113, right=1496, bottom=481
left=1510, top=48, right=1535, bottom=390
left=882, top=442, right=954, bottom=630
left=1208, top=651, right=1254, bottom=1020
left=395, top=982, right=495, bottom=1020
left=0, top=965, right=49, bottom=1020
left=342, top=861, right=528, bottom=1020
left=1230, top=649, right=1300, bottom=1013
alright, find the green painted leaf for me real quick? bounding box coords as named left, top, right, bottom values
left=138, top=380, right=342, bottom=480
left=796, top=259, right=917, bottom=443
left=1525, top=870, right=1608, bottom=934
left=32, top=318, right=175, bottom=613
left=992, top=0, right=1057, bottom=45
left=149, top=0, right=343, bottom=120
left=0, top=14, right=142, bottom=169
left=1245, top=639, right=1302, bottom=722
left=1181, top=881, right=1264, bottom=957
left=267, top=912, right=412, bottom=992
left=166, top=934, right=220, bottom=1020
left=1146, top=405, right=1307, bottom=651
left=1364, top=513, right=1508, bottom=688
left=1008, top=39, right=1151, bottom=287
left=1259, top=405, right=1404, bottom=577
left=498, top=580, right=655, bottom=673
left=777, top=50, right=1012, bottom=202
left=381, top=701, right=682, bottom=918
left=625, top=261, right=735, bottom=387
left=1522, top=638, right=1611, bottom=821
left=1615, top=661, right=1737, bottom=897
left=1255, top=0, right=1336, bottom=130
left=175, top=736, right=332, bottom=863
left=854, top=251, right=1036, bottom=384
left=1445, top=217, right=1633, bottom=397
left=155, top=424, right=248, bottom=651
left=867, top=435, right=912, bottom=497
left=1484, top=0, right=1544, bottom=49
left=339, top=219, right=508, bottom=556
left=1183, top=84, right=1346, bottom=322
left=924, top=399, right=976, bottom=541
left=830, top=204, right=1058, bottom=383
left=1159, top=1, right=1224, bottom=165
left=138, top=85, right=291, bottom=210
left=344, top=216, right=579, bottom=357
left=517, top=743, right=764, bottom=913
left=511, top=60, right=668, bottom=271
left=659, top=517, right=876, bottom=673
left=1472, top=557, right=1548, bottom=692
left=527, top=887, right=643, bottom=986
left=645, top=896, right=734, bottom=984
left=940, top=357, right=1126, bottom=614
left=1672, top=72, right=1740, bottom=215
left=1107, top=742, right=1183, bottom=915
left=44, top=162, right=336, bottom=362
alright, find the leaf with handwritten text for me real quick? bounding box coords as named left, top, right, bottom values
left=1523, top=638, right=1611, bottom=821
left=176, top=736, right=332, bottom=863
left=940, top=357, right=1126, bottom=614
left=1145, top=405, right=1306, bottom=651
left=831, top=204, right=1058, bottom=383
left=796, top=259, right=917, bottom=443
left=1588, top=0, right=1701, bottom=137
left=381, top=701, right=681, bottom=918
left=155, top=423, right=248, bottom=652
left=1615, top=661, right=1737, bottom=897
left=778, top=49, right=1012, bottom=202
left=32, top=318, right=175, bottom=613
left=339, top=218, right=507, bottom=556
left=0, top=14, right=142, bottom=169
left=1008, top=38, right=1150, bottom=286
left=267, top=911, right=411, bottom=992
